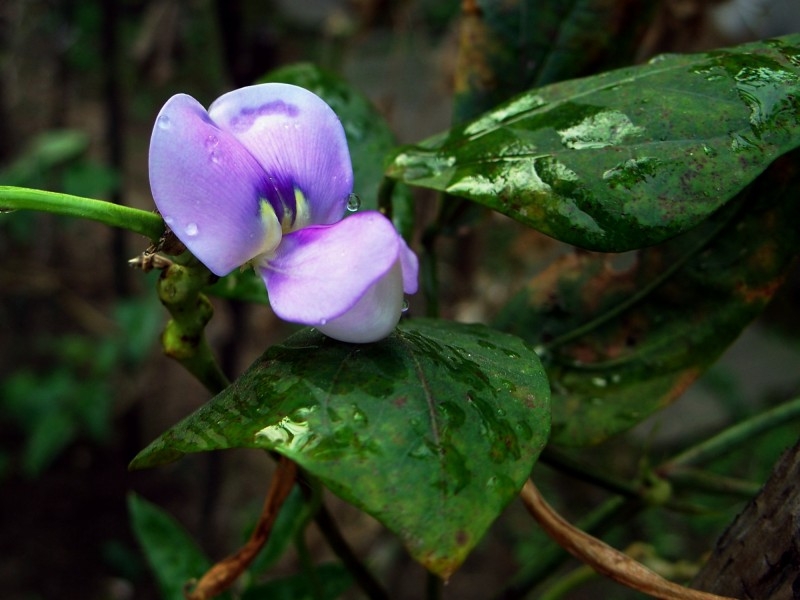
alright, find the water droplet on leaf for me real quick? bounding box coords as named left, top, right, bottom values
left=401, top=299, right=409, bottom=313
left=346, top=193, right=361, bottom=212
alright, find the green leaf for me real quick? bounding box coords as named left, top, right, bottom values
left=259, top=63, right=413, bottom=235
left=131, top=319, right=550, bottom=578
left=494, top=151, right=800, bottom=445
left=127, top=493, right=212, bottom=600
left=0, top=130, right=89, bottom=187
left=387, top=35, right=800, bottom=252
left=241, top=563, right=351, bottom=600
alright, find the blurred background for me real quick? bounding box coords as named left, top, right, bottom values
left=1, top=1, right=799, bottom=599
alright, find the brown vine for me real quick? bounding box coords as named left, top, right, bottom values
left=519, top=479, right=737, bottom=600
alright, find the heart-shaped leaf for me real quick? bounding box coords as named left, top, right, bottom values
left=131, top=319, right=550, bottom=578
left=494, top=152, right=800, bottom=445
left=387, top=35, right=800, bottom=252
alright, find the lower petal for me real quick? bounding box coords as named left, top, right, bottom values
left=260, top=212, right=406, bottom=331
left=317, top=261, right=405, bottom=343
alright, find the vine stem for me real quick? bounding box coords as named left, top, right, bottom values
left=519, top=480, right=737, bottom=600
left=0, top=185, right=164, bottom=242
left=661, top=396, right=800, bottom=471
left=185, top=455, right=298, bottom=600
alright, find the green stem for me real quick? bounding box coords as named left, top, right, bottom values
left=0, top=185, right=164, bottom=242
left=666, top=467, right=762, bottom=498
left=157, top=259, right=230, bottom=393
left=663, top=396, right=800, bottom=470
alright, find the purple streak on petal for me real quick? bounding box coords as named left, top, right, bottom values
left=260, top=211, right=400, bottom=325
left=208, top=83, right=353, bottom=227
left=149, top=94, right=280, bottom=275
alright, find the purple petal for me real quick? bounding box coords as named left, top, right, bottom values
left=149, top=94, right=280, bottom=275
left=260, top=211, right=404, bottom=326
left=208, top=83, right=353, bottom=227
left=398, top=237, right=419, bottom=294
left=317, top=261, right=405, bottom=343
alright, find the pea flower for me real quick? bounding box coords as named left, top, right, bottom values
left=149, top=83, right=418, bottom=343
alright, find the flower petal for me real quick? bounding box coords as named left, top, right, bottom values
left=398, top=237, right=419, bottom=294
left=149, top=94, right=281, bottom=275
left=208, top=83, right=353, bottom=227
left=260, top=211, right=403, bottom=326
left=317, top=261, right=405, bottom=343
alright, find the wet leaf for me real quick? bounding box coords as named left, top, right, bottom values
left=387, top=35, right=800, bottom=252
left=131, top=319, right=550, bottom=578
left=494, top=152, right=800, bottom=445
left=259, top=63, right=413, bottom=237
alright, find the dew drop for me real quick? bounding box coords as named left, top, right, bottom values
left=163, top=215, right=174, bottom=225
left=401, top=299, right=409, bottom=313
left=320, top=318, right=328, bottom=325
left=346, top=193, right=361, bottom=212
left=184, top=222, right=199, bottom=236
left=157, top=115, right=171, bottom=130
left=209, top=150, right=222, bottom=165
left=0, top=207, right=17, bottom=214
left=205, top=135, right=219, bottom=149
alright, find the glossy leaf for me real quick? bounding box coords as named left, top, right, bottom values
left=387, top=35, right=800, bottom=252
left=131, top=319, right=550, bottom=578
left=454, top=0, right=656, bottom=122
left=128, top=493, right=216, bottom=600
left=494, top=152, right=800, bottom=445
left=259, top=63, right=414, bottom=237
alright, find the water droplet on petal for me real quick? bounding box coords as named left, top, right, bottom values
left=163, top=215, right=174, bottom=226
left=157, top=115, right=171, bottom=130
left=320, top=318, right=328, bottom=325
left=205, top=135, right=219, bottom=149
left=184, top=222, right=199, bottom=236
left=209, top=150, right=222, bottom=165
left=346, top=193, right=361, bottom=212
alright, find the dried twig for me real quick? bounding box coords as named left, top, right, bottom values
left=185, top=455, right=298, bottom=600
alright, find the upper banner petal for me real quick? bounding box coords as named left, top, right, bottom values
left=208, top=83, right=353, bottom=227
left=149, top=94, right=280, bottom=276
left=261, top=211, right=401, bottom=325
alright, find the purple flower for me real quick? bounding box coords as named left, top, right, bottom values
left=149, top=83, right=418, bottom=343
